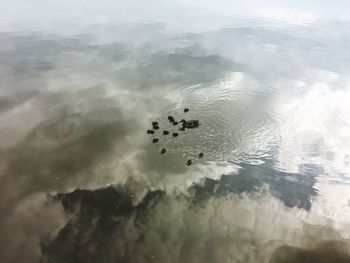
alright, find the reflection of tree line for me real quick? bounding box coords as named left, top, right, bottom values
left=42, top=182, right=348, bottom=263
left=43, top=156, right=320, bottom=263
left=193, top=159, right=319, bottom=210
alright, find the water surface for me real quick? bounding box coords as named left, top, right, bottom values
left=1, top=1, right=350, bottom=262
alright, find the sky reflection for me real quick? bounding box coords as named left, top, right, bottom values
left=1, top=1, right=350, bottom=262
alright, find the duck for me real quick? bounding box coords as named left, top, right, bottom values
left=184, top=108, right=189, bottom=113
left=153, top=125, right=159, bottom=130
left=147, top=129, right=155, bottom=134
left=172, top=132, right=179, bottom=137
left=180, top=119, right=185, bottom=127
left=172, top=121, right=178, bottom=125
left=180, top=119, right=200, bottom=129
left=152, top=121, right=158, bottom=126
left=163, top=130, right=169, bottom=135
left=198, top=152, right=204, bottom=158
left=168, top=116, right=175, bottom=122
left=161, top=148, right=166, bottom=154
left=152, top=138, right=159, bottom=143
left=186, top=159, right=192, bottom=166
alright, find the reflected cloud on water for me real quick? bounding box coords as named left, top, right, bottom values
left=0, top=11, right=350, bottom=262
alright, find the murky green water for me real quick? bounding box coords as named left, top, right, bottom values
left=1, top=1, right=350, bottom=263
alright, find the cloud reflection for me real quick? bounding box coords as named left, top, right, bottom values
left=0, top=16, right=350, bottom=263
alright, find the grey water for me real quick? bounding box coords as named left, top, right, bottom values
left=1, top=1, right=350, bottom=262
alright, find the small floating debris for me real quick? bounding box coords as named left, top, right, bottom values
left=163, top=130, right=169, bottom=135
left=184, top=108, right=189, bottom=113
left=172, top=132, right=179, bottom=137
left=152, top=138, right=159, bottom=143
left=161, top=148, right=166, bottom=154
left=198, top=152, right=204, bottom=158
left=147, top=129, right=155, bottom=134
left=186, top=160, right=192, bottom=166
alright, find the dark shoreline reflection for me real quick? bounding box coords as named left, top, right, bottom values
left=41, top=183, right=348, bottom=263
left=42, top=187, right=165, bottom=263
left=189, top=154, right=320, bottom=210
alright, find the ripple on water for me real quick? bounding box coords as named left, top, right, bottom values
left=153, top=72, right=282, bottom=165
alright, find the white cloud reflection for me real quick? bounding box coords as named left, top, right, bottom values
left=1, top=2, right=350, bottom=262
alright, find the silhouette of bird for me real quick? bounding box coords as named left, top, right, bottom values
left=173, top=121, right=178, bottom=125
left=147, top=129, right=155, bottom=134
left=152, top=138, right=159, bottom=143
left=186, top=160, right=192, bottom=166
left=172, top=132, right=179, bottom=137
left=152, top=121, right=158, bottom=126
left=153, top=125, right=159, bottom=130
left=161, top=148, right=166, bottom=154
left=168, top=116, right=174, bottom=122
left=163, top=130, right=169, bottom=135
left=198, top=153, right=204, bottom=158
left=180, top=120, right=200, bottom=129
left=184, top=108, right=189, bottom=113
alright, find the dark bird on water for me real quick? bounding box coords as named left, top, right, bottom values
left=153, top=125, right=159, bottom=130
left=184, top=108, right=189, bottom=113
left=186, top=159, right=192, bottom=166
left=179, top=119, right=186, bottom=131
left=161, top=148, right=166, bottom=154
left=172, top=132, right=179, bottom=137
left=152, top=138, right=159, bottom=143
left=180, top=119, right=200, bottom=129
left=173, top=121, right=178, bottom=125
left=163, top=130, right=169, bottom=135
left=152, top=121, right=158, bottom=126
left=198, top=152, right=204, bottom=158
left=147, top=129, right=155, bottom=134
left=168, top=116, right=175, bottom=122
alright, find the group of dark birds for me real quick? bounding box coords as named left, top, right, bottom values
left=147, top=108, right=203, bottom=166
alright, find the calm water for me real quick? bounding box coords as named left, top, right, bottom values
left=1, top=1, right=350, bottom=263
